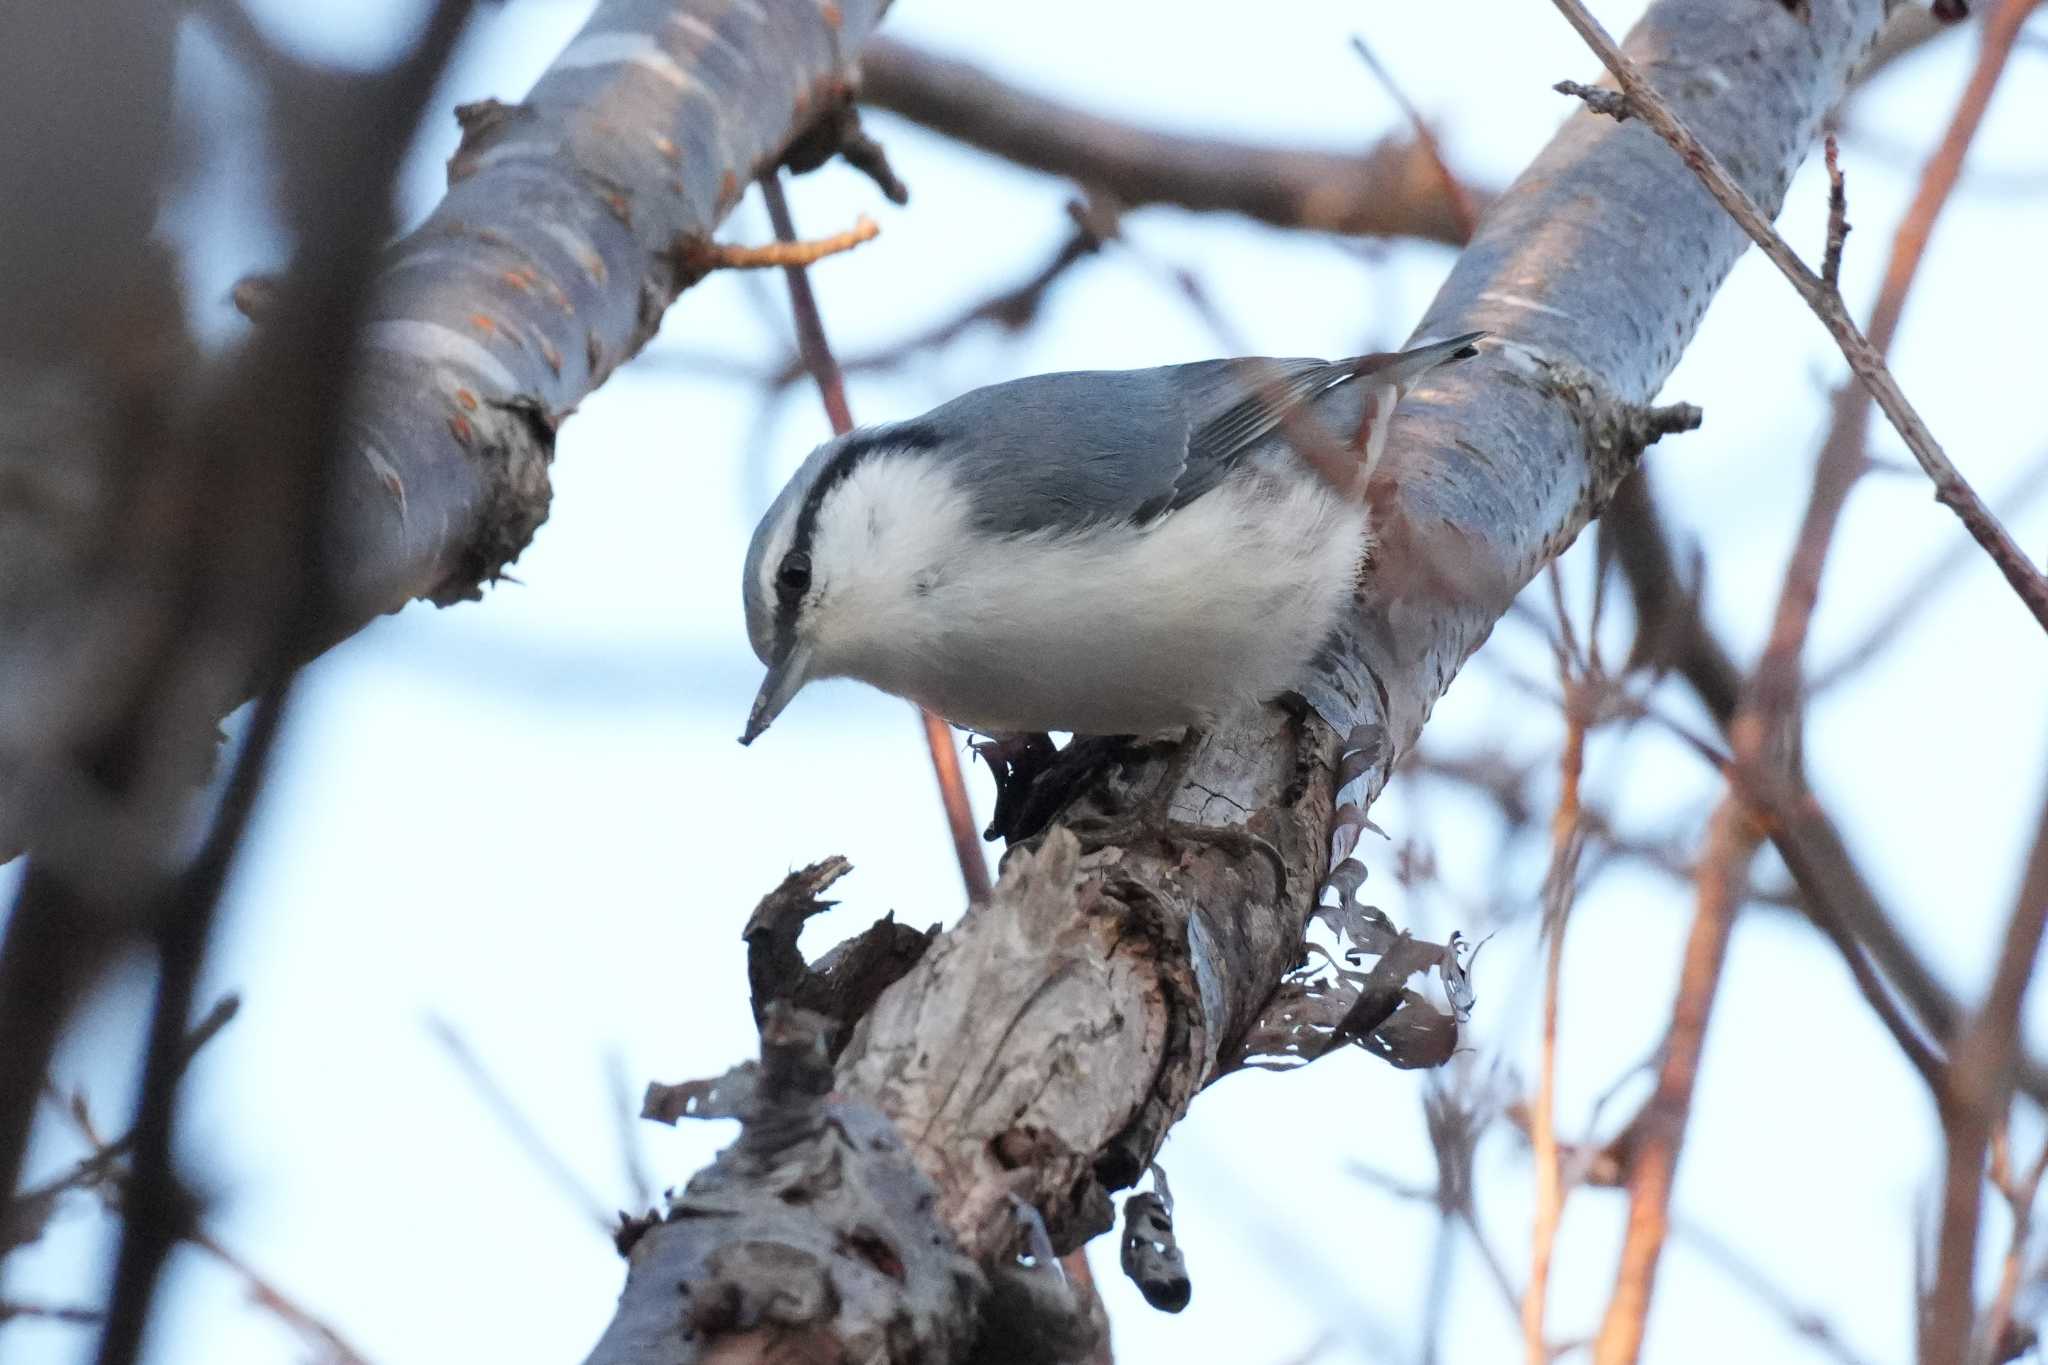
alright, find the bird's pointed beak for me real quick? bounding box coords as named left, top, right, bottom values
left=739, top=642, right=815, bottom=745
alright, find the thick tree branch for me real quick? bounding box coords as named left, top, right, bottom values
left=591, top=0, right=1894, bottom=1358
left=318, top=0, right=896, bottom=626
left=855, top=38, right=1485, bottom=245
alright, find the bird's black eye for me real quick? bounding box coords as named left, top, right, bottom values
left=776, top=551, right=812, bottom=598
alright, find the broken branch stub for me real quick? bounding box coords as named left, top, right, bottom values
left=591, top=1005, right=984, bottom=1365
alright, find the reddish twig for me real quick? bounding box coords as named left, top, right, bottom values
left=1592, top=795, right=1760, bottom=1365
left=1925, top=781, right=2048, bottom=1365
left=189, top=1229, right=376, bottom=1365
left=1813, top=449, right=2048, bottom=691
left=1349, top=36, right=1479, bottom=242
left=857, top=38, right=1485, bottom=245
left=1524, top=627, right=1592, bottom=1364
left=1979, top=1123, right=2048, bottom=1362
left=686, top=214, right=879, bottom=271
left=757, top=172, right=992, bottom=904
left=1550, top=0, right=2048, bottom=638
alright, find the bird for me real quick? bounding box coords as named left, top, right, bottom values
left=739, top=333, right=1484, bottom=754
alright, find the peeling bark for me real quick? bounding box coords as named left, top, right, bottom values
left=592, top=0, right=1895, bottom=1359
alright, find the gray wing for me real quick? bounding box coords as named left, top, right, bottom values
left=916, top=357, right=1357, bottom=535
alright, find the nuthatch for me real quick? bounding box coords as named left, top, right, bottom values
left=740, top=334, right=1483, bottom=746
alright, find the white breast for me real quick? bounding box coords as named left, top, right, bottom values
left=810, top=455, right=1369, bottom=736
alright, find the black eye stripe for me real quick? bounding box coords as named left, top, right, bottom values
left=769, top=422, right=943, bottom=652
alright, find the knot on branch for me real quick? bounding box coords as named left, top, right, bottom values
left=1494, top=341, right=1703, bottom=534
left=783, top=94, right=909, bottom=204
left=446, top=97, right=533, bottom=184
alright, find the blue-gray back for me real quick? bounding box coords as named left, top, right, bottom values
left=913, top=356, right=1356, bottom=534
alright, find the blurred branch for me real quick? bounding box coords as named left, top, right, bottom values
left=1925, top=779, right=2048, bottom=1365
left=856, top=38, right=1485, bottom=245
left=1673, top=1219, right=1876, bottom=1365
left=1582, top=2, right=2033, bottom=1329
left=1348, top=36, right=1480, bottom=243
left=1595, top=0, right=2048, bottom=1106
left=758, top=171, right=992, bottom=905
left=91, top=8, right=482, bottom=1360
left=1524, top=636, right=1592, bottom=1365
left=1593, top=795, right=1760, bottom=1365
left=188, top=1229, right=376, bottom=1365
left=426, top=1015, right=617, bottom=1238
left=1604, top=474, right=2030, bottom=1100
left=1812, top=449, right=2048, bottom=693
left=1978, top=1123, right=2048, bottom=1363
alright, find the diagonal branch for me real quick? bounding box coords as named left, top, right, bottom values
left=855, top=38, right=1485, bottom=245
left=588, top=0, right=1896, bottom=1358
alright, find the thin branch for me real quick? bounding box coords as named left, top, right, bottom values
left=189, top=1229, right=376, bottom=1365
left=1348, top=36, right=1479, bottom=242
left=1813, top=449, right=2048, bottom=691
left=0, top=1301, right=103, bottom=1327
left=1524, top=651, right=1591, bottom=1365
left=1926, top=775, right=2048, bottom=1365
left=1979, top=1124, right=2048, bottom=1363
left=856, top=38, right=1485, bottom=245
left=1592, top=795, right=1760, bottom=1365
left=1604, top=474, right=2028, bottom=1101
left=757, top=172, right=992, bottom=904
left=685, top=215, right=879, bottom=271
left=1673, top=1219, right=1877, bottom=1365
left=426, top=1016, right=615, bottom=1237
left=1550, top=0, right=2048, bottom=636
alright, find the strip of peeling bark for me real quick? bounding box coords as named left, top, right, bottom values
left=855, top=37, right=1485, bottom=245
left=590, top=1, right=1895, bottom=1360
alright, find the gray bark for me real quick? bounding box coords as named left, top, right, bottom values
left=590, top=0, right=1895, bottom=1360
left=328, top=0, right=892, bottom=624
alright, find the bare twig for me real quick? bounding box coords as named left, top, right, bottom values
left=1813, top=450, right=2048, bottom=691
left=1349, top=36, right=1478, bottom=242
left=189, top=1229, right=376, bottom=1365
left=1979, top=1124, right=2048, bottom=1362
left=1551, top=0, right=2048, bottom=636
left=758, top=172, right=992, bottom=904
left=1524, top=642, right=1591, bottom=1364
left=685, top=215, right=879, bottom=271
left=0, top=1301, right=103, bottom=1326
left=1673, top=1219, right=1876, bottom=1365
left=1926, top=778, right=2048, bottom=1365
left=426, top=1015, right=615, bottom=1237
left=1593, top=795, right=1760, bottom=1365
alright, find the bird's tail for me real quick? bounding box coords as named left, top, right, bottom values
left=1353, top=331, right=1487, bottom=394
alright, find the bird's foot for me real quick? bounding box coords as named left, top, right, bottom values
left=974, top=733, right=1139, bottom=844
